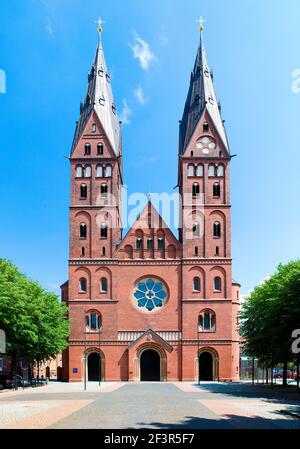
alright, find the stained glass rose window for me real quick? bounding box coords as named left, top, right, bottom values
left=132, top=278, right=168, bottom=312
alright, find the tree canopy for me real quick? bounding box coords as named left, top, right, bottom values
left=0, top=259, right=69, bottom=372
left=240, top=260, right=300, bottom=375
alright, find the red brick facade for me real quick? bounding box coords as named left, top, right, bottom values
left=61, top=33, right=240, bottom=382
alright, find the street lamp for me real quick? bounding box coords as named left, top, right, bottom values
left=197, top=320, right=200, bottom=385
left=83, top=313, right=87, bottom=391
left=98, top=324, right=103, bottom=387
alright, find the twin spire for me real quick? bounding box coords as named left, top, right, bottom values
left=71, top=20, right=121, bottom=156
left=72, top=18, right=228, bottom=157
left=179, top=25, right=229, bottom=154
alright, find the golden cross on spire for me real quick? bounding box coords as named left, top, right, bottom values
left=95, top=17, right=105, bottom=34
left=196, top=16, right=206, bottom=32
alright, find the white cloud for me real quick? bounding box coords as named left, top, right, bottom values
left=129, top=31, right=157, bottom=70
left=120, top=99, right=132, bottom=125
left=133, top=85, right=148, bottom=105
left=45, top=19, right=54, bottom=37
left=138, top=156, right=159, bottom=165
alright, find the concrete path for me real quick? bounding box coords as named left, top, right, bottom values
left=0, top=382, right=299, bottom=429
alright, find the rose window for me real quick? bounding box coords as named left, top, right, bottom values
left=132, top=278, right=168, bottom=312
left=196, top=136, right=216, bottom=154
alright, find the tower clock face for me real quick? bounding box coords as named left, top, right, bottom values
left=196, top=136, right=216, bottom=154
left=132, top=278, right=168, bottom=312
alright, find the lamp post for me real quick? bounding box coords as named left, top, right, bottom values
left=83, top=314, right=87, bottom=391
left=197, top=320, right=200, bottom=385
left=98, top=325, right=102, bottom=387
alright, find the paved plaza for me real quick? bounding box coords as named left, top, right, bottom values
left=0, top=381, right=300, bottom=429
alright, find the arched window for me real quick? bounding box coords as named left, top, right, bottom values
left=101, top=184, right=108, bottom=197
left=79, top=278, right=87, bottom=293
left=97, top=166, right=103, bottom=177
left=147, top=238, right=154, bottom=250
left=84, top=143, right=91, bottom=155
left=199, top=310, right=216, bottom=332
left=213, top=183, right=221, bottom=197
left=157, top=238, right=164, bottom=249
left=213, top=222, right=221, bottom=238
left=217, top=165, right=224, bottom=177
left=85, top=312, right=102, bottom=332
left=196, top=165, right=203, bottom=177
left=97, top=143, right=104, bottom=155
left=193, top=277, right=201, bottom=292
left=193, top=222, right=200, bottom=238
left=92, top=123, right=96, bottom=133
left=188, top=165, right=195, bottom=177
left=208, top=165, right=215, bottom=177
left=105, top=165, right=112, bottom=178
left=203, top=122, right=209, bottom=132
left=100, top=223, right=108, bottom=239
left=80, top=184, right=87, bottom=199
left=80, top=223, right=87, bottom=239
left=100, top=278, right=108, bottom=293
left=84, top=166, right=91, bottom=178
left=214, top=277, right=222, bottom=292
left=136, top=238, right=143, bottom=249
left=76, top=166, right=83, bottom=178
left=192, top=183, right=200, bottom=197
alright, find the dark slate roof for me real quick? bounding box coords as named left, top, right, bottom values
left=179, top=33, right=229, bottom=155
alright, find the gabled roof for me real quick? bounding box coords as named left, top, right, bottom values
left=179, top=32, right=229, bottom=154
left=118, top=201, right=180, bottom=249
left=71, top=37, right=121, bottom=156
left=128, top=328, right=173, bottom=350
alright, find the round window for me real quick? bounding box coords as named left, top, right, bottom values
left=132, top=278, right=168, bottom=312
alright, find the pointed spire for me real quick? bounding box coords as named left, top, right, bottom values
left=179, top=21, right=229, bottom=154
left=71, top=21, right=121, bottom=156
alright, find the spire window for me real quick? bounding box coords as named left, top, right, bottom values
left=99, top=95, right=105, bottom=106
left=213, top=222, right=221, bottom=238
left=208, top=165, right=215, bottom=177
left=85, top=143, right=91, bottom=155
left=217, top=165, right=224, bottom=177
left=84, top=166, right=92, bottom=178
left=100, top=224, right=108, bottom=239
left=80, top=223, right=87, bottom=239
left=92, top=124, right=96, bottom=133
left=105, top=165, right=112, bottom=178
left=76, top=166, right=83, bottom=178
left=214, top=277, right=222, bottom=292
left=203, top=123, right=209, bottom=132
left=80, top=184, right=87, bottom=199
left=196, top=165, right=203, bottom=177
left=193, top=277, right=201, bottom=292
left=97, top=166, right=103, bottom=177
left=97, top=144, right=104, bottom=155
left=188, top=164, right=195, bottom=177
left=213, top=183, right=221, bottom=197
left=193, top=222, right=201, bottom=238
left=100, top=278, right=108, bottom=293
left=136, top=238, right=143, bottom=249
left=192, top=183, right=200, bottom=197
left=98, top=67, right=104, bottom=77
left=79, top=278, right=87, bottom=293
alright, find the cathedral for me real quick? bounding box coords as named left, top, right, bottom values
left=61, top=25, right=240, bottom=382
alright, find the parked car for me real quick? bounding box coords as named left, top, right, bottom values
left=273, top=369, right=297, bottom=379
left=0, top=374, right=30, bottom=389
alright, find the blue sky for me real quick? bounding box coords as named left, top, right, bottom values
left=0, top=0, right=300, bottom=295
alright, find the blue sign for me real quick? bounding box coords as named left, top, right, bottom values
left=73, top=368, right=78, bottom=374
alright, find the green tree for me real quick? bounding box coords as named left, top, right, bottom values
left=0, top=259, right=69, bottom=378
left=240, top=260, right=300, bottom=386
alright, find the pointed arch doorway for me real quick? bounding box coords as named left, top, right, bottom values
left=197, top=349, right=218, bottom=381
left=140, top=349, right=160, bottom=381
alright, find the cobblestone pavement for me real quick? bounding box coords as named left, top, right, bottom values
left=0, top=382, right=300, bottom=429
